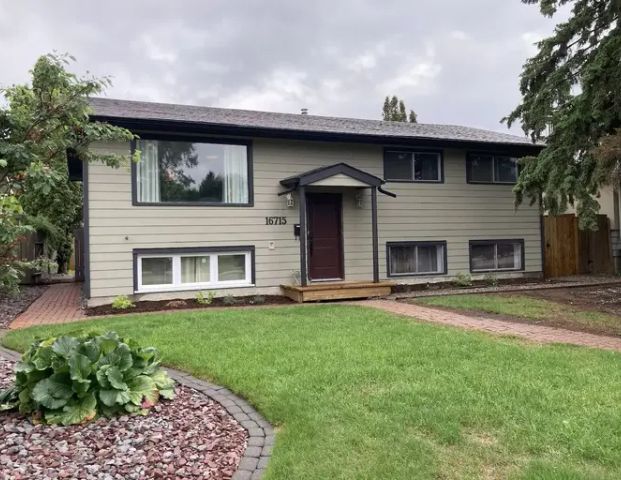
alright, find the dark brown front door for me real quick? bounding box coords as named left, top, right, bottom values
left=307, top=193, right=344, bottom=280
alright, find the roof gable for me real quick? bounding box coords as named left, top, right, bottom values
left=280, top=163, right=384, bottom=189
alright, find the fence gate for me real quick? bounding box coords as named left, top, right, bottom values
left=543, top=214, right=613, bottom=277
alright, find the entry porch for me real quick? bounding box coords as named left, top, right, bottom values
left=278, top=163, right=396, bottom=302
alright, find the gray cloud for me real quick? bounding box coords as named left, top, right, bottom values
left=0, top=0, right=567, bottom=134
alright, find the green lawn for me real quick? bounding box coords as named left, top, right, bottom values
left=416, top=294, right=621, bottom=337
left=3, top=305, right=621, bottom=479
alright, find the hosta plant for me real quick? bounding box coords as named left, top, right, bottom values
left=0, top=331, right=175, bottom=425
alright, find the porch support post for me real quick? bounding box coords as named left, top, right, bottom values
left=299, top=185, right=308, bottom=287
left=371, top=186, right=379, bottom=283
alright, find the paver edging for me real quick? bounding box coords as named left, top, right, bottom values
left=0, top=345, right=273, bottom=480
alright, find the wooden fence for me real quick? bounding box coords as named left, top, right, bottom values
left=543, top=214, right=613, bottom=277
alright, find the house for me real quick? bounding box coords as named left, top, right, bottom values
left=82, top=98, right=544, bottom=305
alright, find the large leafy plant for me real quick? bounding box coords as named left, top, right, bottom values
left=0, top=331, right=175, bottom=425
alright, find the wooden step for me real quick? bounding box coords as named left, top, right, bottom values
left=281, top=281, right=394, bottom=302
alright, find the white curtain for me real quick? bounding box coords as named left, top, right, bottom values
left=223, top=145, right=248, bottom=204
left=137, top=140, right=160, bottom=202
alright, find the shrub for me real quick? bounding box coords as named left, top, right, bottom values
left=483, top=273, right=499, bottom=287
left=0, top=331, right=175, bottom=425
left=195, top=291, right=215, bottom=305
left=111, top=295, right=135, bottom=310
left=222, top=294, right=238, bottom=306
left=454, top=272, right=473, bottom=287
left=251, top=295, right=266, bottom=305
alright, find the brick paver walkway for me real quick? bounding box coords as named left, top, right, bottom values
left=358, top=299, right=621, bottom=352
left=11, top=283, right=85, bottom=329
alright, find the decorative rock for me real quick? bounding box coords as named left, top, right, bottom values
left=0, top=356, right=247, bottom=479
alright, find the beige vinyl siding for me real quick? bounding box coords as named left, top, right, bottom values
left=86, top=138, right=542, bottom=305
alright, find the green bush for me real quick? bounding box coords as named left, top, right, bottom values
left=222, top=294, right=238, bottom=305
left=483, top=273, right=499, bottom=287
left=251, top=295, right=266, bottom=305
left=453, top=272, right=473, bottom=287
left=0, top=331, right=175, bottom=425
left=195, top=291, right=215, bottom=305
left=111, top=295, right=135, bottom=310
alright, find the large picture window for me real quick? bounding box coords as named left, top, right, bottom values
left=467, top=153, right=518, bottom=184
left=135, top=138, right=251, bottom=205
left=134, top=247, right=254, bottom=292
left=469, top=240, right=524, bottom=272
left=387, top=241, right=447, bottom=276
left=384, top=150, right=443, bottom=182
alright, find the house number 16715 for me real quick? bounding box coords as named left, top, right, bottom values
left=265, top=216, right=287, bottom=225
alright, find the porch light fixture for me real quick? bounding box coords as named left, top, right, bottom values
left=286, top=192, right=295, bottom=208
left=355, top=191, right=364, bottom=209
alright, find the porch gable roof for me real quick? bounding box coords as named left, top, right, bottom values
left=279, top=163, right=384, bottom=189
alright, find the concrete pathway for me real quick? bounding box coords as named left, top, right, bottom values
left=358, top=299, right=621, bottom=352
left=11, top=283, right=85, bottom=329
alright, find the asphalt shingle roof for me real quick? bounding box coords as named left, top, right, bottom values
left=89, top=97, right=539, bottom=148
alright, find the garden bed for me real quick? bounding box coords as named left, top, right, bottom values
left=0, top=356, right=247, bottom=480
left=87, top=294, right=293, bottom=316
left=524, top=284, right=621, bottom=317
left=414, top=290, right=621, bottom=337
left=0, top=286, right=47, bottom=329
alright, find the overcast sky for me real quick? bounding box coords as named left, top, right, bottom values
left=0, top=1, right=567, bottom=135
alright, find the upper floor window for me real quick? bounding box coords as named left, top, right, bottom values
left=135, top=138, right=251, bottom=205
left=467, top=153, right=518, bottom=184
left=384, top=149, right=443, bottom=182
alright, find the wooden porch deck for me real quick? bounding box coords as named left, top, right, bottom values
left=280, top=281, right=394, bottom=303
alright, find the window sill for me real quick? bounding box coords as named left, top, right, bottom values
left=466, top=181, right=516, bottom=185
left=384, top=179, right=443, bottom=184
left=388, top=271, right=447, bottom=278
left=470, top=268, right=524, bottom=273
left=132, top=201, right=254, bottom=207
left=135, top=283, right=255, bottom=294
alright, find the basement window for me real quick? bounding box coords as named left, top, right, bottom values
left=387, top=241, right=447, bottom=276
left=469, top=240, right=524, bottom=272
left=135, top=248, right=253, bottom=292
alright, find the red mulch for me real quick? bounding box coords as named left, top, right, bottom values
left=0, top=357, right=247, bottom=479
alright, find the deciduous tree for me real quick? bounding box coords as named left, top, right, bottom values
left=0, top=53, right=136, bottom=290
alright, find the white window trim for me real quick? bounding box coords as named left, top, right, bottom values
left=385, top=150, right=442, bottom=182
left=387, top=242, right=446, bottom=277
left=470, top=241, right=523, bottom=272
left=136, top=250, right=253, bottom=293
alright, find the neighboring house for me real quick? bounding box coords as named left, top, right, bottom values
left=82, top=98, right=544, bottom=306
left=599, top=185, right=621, bottom=271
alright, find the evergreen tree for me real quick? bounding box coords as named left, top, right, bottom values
left=505, top=0, right=621, bottom=229
left=382, top=95, right=418, bottom=123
